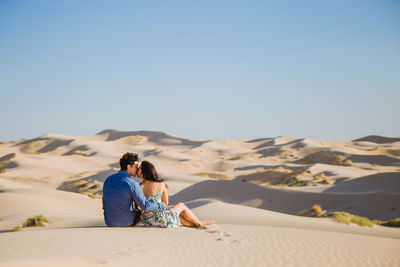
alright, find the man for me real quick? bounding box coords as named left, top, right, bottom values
left=102, top=152, right=165, bottom=227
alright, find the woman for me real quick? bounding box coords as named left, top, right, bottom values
left=136, top=160, right=215, bottom=228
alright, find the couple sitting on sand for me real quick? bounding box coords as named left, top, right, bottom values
left=102, top=152, right=215, bottom=228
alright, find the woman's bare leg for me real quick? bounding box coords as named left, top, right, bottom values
left=172, top=202, right=215, bottom=228
left=179, top=215, right=195, bottom=227
left=173, top=202, right=201, bottom=227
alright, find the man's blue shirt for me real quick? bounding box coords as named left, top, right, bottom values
left=102, top=170, right=165, bottom=227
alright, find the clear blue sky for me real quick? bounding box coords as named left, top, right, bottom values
left=1, top=0, right=399, bottom=141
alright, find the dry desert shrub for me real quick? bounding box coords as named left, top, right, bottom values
left=314, top=173, right=334, bottom=185
left=121, top=135, right=145, bottom=145
left=327, top=212, right=399, bottom=228
left=9, top=215, right=50, bottom=232
left=281, top=174, right=310, bottom=187
left=238, top=167, right=332, bottom=187
left=23, top=215, right=50, bottom=227
left=342, top=159, right=353, bottom=165
left=386, top=149, right=400, bottom=157
left=297, top=210, right=308, bottom=216
left=314, top=173, right=326, bottom=180
left=310, top=205, right=324, bottom=217
left=73, top=151, right=90, bottom=156
left=193, top=172, right=231, bottom=180
left=298, top=205, right=326, bottom=217
left=18, top=140, right=51, bottom=154
left=380, top=218, right=400, bottom=227
left=9, top=226, right=22, bottom=232
left=328, top=212, right=373, bottom=227
left=0, top=153, right=16, bottom=173
left=236, top=167, right=291, bottom=185
left=296, top=150, right=351, bottom=166
left=0, top=153, right=16, bottom=163
left=59, top=178, right=102, bottom=198
left=322, top=176, right=333, bottom=185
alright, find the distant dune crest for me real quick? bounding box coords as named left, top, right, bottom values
left=353, top=135, right=400, bottom=144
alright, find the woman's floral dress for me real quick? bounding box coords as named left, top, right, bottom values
left=138, top=192, right=181, bottom=228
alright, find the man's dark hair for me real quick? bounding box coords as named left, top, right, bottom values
left=120, top=152, right=138, bottom=171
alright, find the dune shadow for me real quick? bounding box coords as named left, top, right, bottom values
left=0, top=152, right=18, bottom=172
left=250, top=138, right=305, bottom=150
left=256, top=147, right=285, bottom=158
left=349, top=154, right=400, bottom=166
left=353, top=135, right=400, bottom=144
left=58, top=169, right=117, bottom=189
left=0, top=161, right=18, bottom=172
left=15, top=137, right=49, bottom=146
left=97, top=129, right=207, bottom=148
left=57, top=168, right=118, bottom=197
left=324, top=172, right=400, bottom=194
left=169, top=179, right=400, bottom=220
left=14, top=137, right=74, bottom=153
left=38, top=139, right=74, bottom=153
left=253, top=140, right=275, bottom=150
left=143, top=149, right=161, bottom=157
left=291, top=141, right=307, bottom=149
left=234, top=164, right=307, bottom=172
left=62, top=145, right=90, bottom=156
left=0, top=153, right=16, bottom=162
left=184, top=199, right=215, bottom=209
left=294, top=150, right=348, bottom=166
left=83, top=169, right=118, bottom=183
left=276, top=138, right=305, bottom=147
left=246, top=137, right=274, bottom=143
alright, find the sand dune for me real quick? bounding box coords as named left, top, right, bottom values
left=353, top=135, right=400, bottom=144
left=170, top=179, right=400, bottom=221
left=0, top=130, right=399, bottom=266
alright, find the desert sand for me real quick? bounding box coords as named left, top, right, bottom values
left=0, top=130, right=399, bottom=266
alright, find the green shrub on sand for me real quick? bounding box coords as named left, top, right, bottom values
left=9, top=226, right=22, bottom=232
left=310, top=205, right=326, bottom=217
left=328, top=212, right=373, bottom=227
left=380, top=218, right=400, bottom=227
left=23, top=215, right=50, bottom=227
left=297, top=210, right=308, bottom=216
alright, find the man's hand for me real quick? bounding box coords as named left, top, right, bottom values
left=135, top=202, right=143, bottom=211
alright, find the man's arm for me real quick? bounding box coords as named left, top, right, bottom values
left=130, top=181, right=165, bottom=212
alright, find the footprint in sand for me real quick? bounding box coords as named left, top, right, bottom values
left=206, top=227, right=237, bottom=243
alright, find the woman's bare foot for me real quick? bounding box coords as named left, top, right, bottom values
left=196, top=220, right=216, bottom=229
left=202, top=220, right=216, bottom=226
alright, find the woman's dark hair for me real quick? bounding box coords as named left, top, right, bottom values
left=140, top=161, right=164, bottom=182
left=120, top=152, right=138, bottom=171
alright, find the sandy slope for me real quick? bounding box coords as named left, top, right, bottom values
left=0, top=130, right=400, bottom=266
left=1, top=225, right=400, bottom=267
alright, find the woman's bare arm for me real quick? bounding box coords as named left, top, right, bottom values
left=161, top=182, right=169, bottom=206
left=137, top=183, right=144, bottom=210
